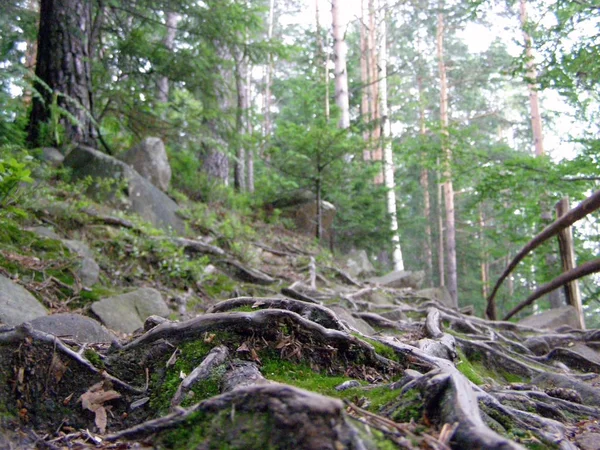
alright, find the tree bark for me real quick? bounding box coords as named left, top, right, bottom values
left=378, top=0, right=404, bottom=271
left=27, top=0, right=96, bottom=147
left=156, top=12, right=180, bottom=104
left=437, top=4, right=458, bottom=308
left=331, top=0, right=350, bottom=129
left=234, top=48, right=248, bottom=192
left=418, top=74, right=433, bottom=285
left=519, top=0, right=544, bottom=157
left=369, top=0, right=382, bottom=183
left=360, top=0, right=371, bottom=159
left=263, top=0, right=275, bottom=140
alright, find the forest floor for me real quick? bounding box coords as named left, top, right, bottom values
left=1, top=173, right=600, bottom=449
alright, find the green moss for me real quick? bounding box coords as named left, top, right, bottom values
left=456, top=349, right=485, bottom=385
left=350, top=417, right=398, bottom=450
left=227, top=305, right=256, bottom=313
left=149, top=338, right=232, bottom=414
left=156, top=409, right=278, bottom=450
left=456, top=349, right=526, bottom=386
left=352, top=335, right=401, bottom=363
left=84, top=349, right=104, bottom=369
left=389, top=388, right=423, bottom=422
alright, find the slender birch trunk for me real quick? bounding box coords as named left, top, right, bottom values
left=378, top=0, right=404, bottom=271
left=437, top=5, right=458, bottom=308
left=332, top=0, right=350, bottom=129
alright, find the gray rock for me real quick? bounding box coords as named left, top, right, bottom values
left=0, top=274, right=47, bottom=326
left=25, top=229, right=100, bottom=287
left=91, top=288, right=170, bottom=334
left=343, top=249, right=375, bottom=278
left=27, top=226, right=61, bottom=240
left=63, top=146, right=184, bottom=234
left=532, top=372, right=600, bottom=407
left=39, top=147, right=64, bottom=167
left=120, top=137, right=171, bottom=192
left=29, top=313, right=118, bottom=344
left=415, top=286, right=455, bottom=309
left=577, top=432, right=600, bottom=450
left=518, top=305, right=581, bottom=330
left=329, top=306, right=375, bottom=336
left=285, top=200, right=336, bottom=242
left=62, top=239, right=100, bottom=287
left=368, top=270, right=425, bottom=290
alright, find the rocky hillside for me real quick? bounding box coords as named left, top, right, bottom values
left=1, top=146, right=600, bottom=449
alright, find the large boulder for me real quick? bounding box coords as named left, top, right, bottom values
left=342, top=249, right=376, bottom=278
left=368, top=270, right=425, bottom=290
left=518, top=305, right=582, bottom=330
left=91, top=287, right=170, bottom=334
left=38, top=147, right=64, bottom=167
left=0, top=274, right=47, bottom=326
left=63, top=146, right=184, bottom=234
left=119, top=137, right=171, bottom=192
left=415, top=286, right=455, bottom=309
left=291, top=200, right=336, bottom=241
left=29, top=313, right=118, bottom=344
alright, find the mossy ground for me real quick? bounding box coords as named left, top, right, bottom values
left=456, top=348, right=526, bottom=385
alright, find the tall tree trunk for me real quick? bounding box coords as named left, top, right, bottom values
left=331, top=0, right=350, bottom=129
left=246, top=62, right=254, bottom=193
left=22, top=0, right=39, bottom=108
left=234, top=49, right=248, bottom=192
left=315, top=0, right=329, bottom=121
left=437, top=5, right=458, bottom=308
left=27, top=0, right=96, bottom=147
left=369, top=0, right=383, bottom=183
left=263, top=0, right=275, bottom=140
left=437, top=165, right=445, bottom=287
left=360, top=0, right=371, bottom=160
left=418, top=74, right=433, bottom=286
left=480, top=207, right=489, bottom=299
left=157, top=12, right=179, bottom=104
left=378, top=0, right=404, bottom=271
left=519, top=0, right=544, bottom=157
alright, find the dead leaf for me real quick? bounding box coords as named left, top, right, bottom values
left=78, top=382, right=121, bottom=434
left=204, top=333, right=216, bottom=343
left=236, top=342, right=250, bottom=353
left=95, top=406, right=107, bottom=433
left=63, top=392, right=74, bottom=405
left=166, top=348, right=179, bottom=367
left=49, top=353, right=68, bottom=383
left=250, top=348, right=261, bottom=364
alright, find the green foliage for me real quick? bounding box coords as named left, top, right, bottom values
left=0, top=148, right=33, bottom=208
